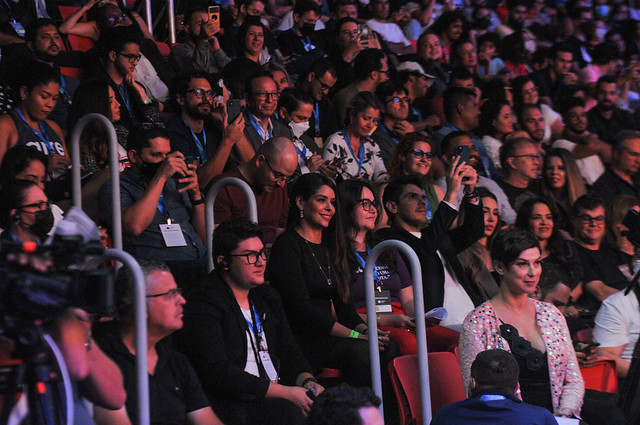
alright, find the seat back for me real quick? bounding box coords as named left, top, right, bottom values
left=389, top=352, right=466, bottom=425
left=580, top=357, right=618, bottom=393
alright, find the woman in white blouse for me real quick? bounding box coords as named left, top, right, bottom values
left=322, top=92, right=389, bottom=183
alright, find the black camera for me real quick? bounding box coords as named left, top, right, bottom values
left=0, top=234, right=116, bottom=325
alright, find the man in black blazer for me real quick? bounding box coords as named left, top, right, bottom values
left=174, top=219, right=323, bottom=425
left=377, top=168, right=485, bottom=327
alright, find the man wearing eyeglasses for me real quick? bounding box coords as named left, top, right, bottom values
left=97, top=27, right=160, bottom=131
left=212, top=136, right=297, bottom=244
left=169, top=9, right=231, bottom=75
left=593, top=130, right=640, bottom=204
left=167, top=71, right=248, bottom=190
left=570, top=194, right=632, bottom=327
left=94, top=260, right=224, bottom=425
left=372, top=81, right=415, bottom=168
left=244, top=71, right=292, bottom=153
left=174, top=219, right=322, bottom=425
left=296, top=58, right=339, bottom=145
left=497, top=137, right=543, bottom=211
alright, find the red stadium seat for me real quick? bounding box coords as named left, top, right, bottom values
left=58, top=6, right=96, bottom=52
left=389, top=352, right=466, bottom=425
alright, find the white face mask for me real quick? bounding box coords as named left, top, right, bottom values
left=525, top=40, right=536, bottom=54
left=288, top=120, right=310, bottom=139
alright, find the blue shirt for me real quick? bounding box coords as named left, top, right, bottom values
left=430, top=389, right=558, bottom=425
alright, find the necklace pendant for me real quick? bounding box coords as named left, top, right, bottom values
left=327, top=278, right=332, bottom=286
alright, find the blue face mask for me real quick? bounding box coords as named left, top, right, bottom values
left=595, top=4, right=609, bottom=18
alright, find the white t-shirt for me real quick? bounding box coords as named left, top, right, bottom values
left=365, top=20, right=411, bottom=46
left=437, top=250, right=474, bottom=327
left=593, top=289, right=640, bottom=362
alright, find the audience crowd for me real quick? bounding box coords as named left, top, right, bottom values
left=2, top=0, right=640, bottom=423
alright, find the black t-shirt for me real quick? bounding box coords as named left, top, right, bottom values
left=497, top=179, right=543, bottom=212
left=96, top=331, right=209, bottom=425
left=572, top=241, right=631, bottom=312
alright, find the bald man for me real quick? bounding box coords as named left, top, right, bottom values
left=212, top=136, right=298, bottom=244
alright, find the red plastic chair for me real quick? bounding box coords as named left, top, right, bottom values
left=58, top=6, right=96, bottom=52
left=389, top=352, right=466, bottom=425
left=580, top=357, right=618, bottom=393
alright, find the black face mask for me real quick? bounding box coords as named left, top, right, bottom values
left=300, top=22, right=315, bottom=37
left=139, top=160, right=162, bottom=180
left=30, top=208, right=54, bottom=240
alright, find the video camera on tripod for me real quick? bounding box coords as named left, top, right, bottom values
left=0, top=213, right=117, bottom=425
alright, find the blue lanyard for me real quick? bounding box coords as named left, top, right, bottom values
left=410, top=106, right=423, bottom=121
left=15, top=108, right=54, bottom=153
left=244, top=302, right=264, bottom=346
left=378, top=123, right=399, bottom=145
left=1, top=0, right=12, bottom=12
left=422, top=188, right=433, bottom=223
left=294, top=141, right=307, bottom=160
left=7, top=231, right=40, bottom=245
left=343, top=130, right=364, bottom=176
left=182, top=119, right=208, bottom=162
left=354, top=248, right=379, bottom=286
left=116, top=83, right=132, bottom=113
left=157, top=192, right=168, bottom=217
left=248, top=113, right=272, bottom=142
left=313, top=103, right=320, bottom=136
left=301, top=36, right=314, bottom=51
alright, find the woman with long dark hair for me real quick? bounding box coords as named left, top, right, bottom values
left=540, top=148, right=587, bottom=233
left=267, top=173, right=397, bottom=389
left=337, top=179, right=417, bottom=354
left=515, top=198, right=583, bottom=314
left=478, top=100, right=514, bottom=171
left=512, top=75, right=564, bottom=143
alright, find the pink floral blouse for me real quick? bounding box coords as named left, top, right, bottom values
left=459, top=299, right=584, bottom=417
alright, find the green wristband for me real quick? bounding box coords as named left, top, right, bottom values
left=349, top=330, right=360, bottom=339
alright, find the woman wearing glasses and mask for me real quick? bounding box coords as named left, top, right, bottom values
left=337, top=179, right=418, bottom=354
left=0, top=179, right=55, bottom=243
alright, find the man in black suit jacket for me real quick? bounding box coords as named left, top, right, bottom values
left=174, top=219, right=323, bottom=425
left=244, top=71, right=291, bottom=153
left=377, top=170, right=485, bottom=327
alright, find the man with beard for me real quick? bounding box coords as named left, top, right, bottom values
left=167, top=72, right=247, bottom=189
left=169, top=9, right=231, bottom=76
left=372, top=81, right=415, bottom=167
left=96, top=28, right=161, bottom=131
left=553, top=96, right=609, bottom=185
left=587, top=76, right=638, bottom=145
left=495, top=0, right=527, bottom=38
left=532, top=43, right=577, bottom=107
left=98, top=125, right=206, bottom=274
left=416, top=30, right=449, bottom=97
left=24, top=18, right=78, bottom=131
left=212, top=137, right=298, bottom=245
left=593, top=130, right=640, bottom=203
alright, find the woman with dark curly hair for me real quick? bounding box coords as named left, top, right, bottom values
left=430, top=11, right=466, bottom=63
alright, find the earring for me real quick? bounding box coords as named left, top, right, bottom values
left=299, top=209, right=304, bottom=218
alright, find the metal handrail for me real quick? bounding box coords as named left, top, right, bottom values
left=144, top=0, right=153, bottom=35
left=69, top=113, right=122, bottom=250
left=102, top=249, right=149, bottom=425
left=167, top=0, right=176, bottom=44
left=205, top=177, right=258, bottom=271
left=364, top=240, right=432, bottom=423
